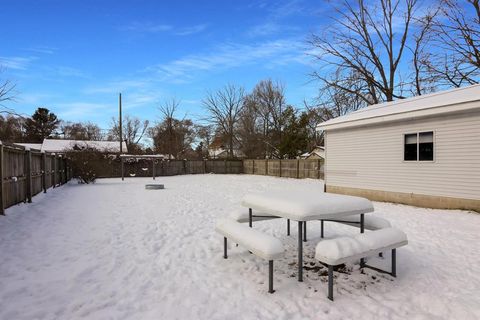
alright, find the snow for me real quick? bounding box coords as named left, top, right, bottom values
left=317, top=84, right=480, bottom=130
left=315, top=228, right=408, bottom=265
left=242, top=189, right=374, bottom=220
left=0, top=175, right=479, bottom=319
left=215, top=218, right=284, bottom=260
left=15, top=143, right=42, bottom=151
left=230, top=207, right=278, bottom=223
left=333, top=214, right=392, bottom=230
left=40, top=139, right=127, bottom=153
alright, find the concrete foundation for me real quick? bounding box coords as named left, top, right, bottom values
left=326, top=185, right=480, bottom=212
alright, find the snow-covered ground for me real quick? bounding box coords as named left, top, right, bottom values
left=0, top=175, right=479, bottom=320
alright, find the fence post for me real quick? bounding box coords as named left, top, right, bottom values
left=296, top=159, right=300, bottom=179
left=63, top=157, right=67, bottom=184
left=203, top=159, right=207, bottom=173
left=152, top=160, right=156, bottom=180
left=53, top=154, right=57, bottom=188
left=25, top=150, right=32, bottom=203
left=42, top=152, right=47, bottom=192
left=121, top=157, right=124, bottom=181
left=184, top=159, right=188, bottom=175
left=318, top=159, right=321, bottom=179
left=279, top=159, right=282, bottom=177
left=252, top=159, right=255, bottom=175
left=224, top=160, right=227, bottom=174
left=0, top=144, right=4, bottom=215
left=265, top=159, right=268, bottom=175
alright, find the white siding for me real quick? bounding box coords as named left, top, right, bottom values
left=325, top=110, right=480, bottom=200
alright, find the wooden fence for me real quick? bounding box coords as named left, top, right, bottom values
left=81, top=157, right=323, bottom=180
left=243, top=159, right=324, bottom=179
left=86, top=158, right=244, bottom=178
left=0, top=143, right=71, bottom=214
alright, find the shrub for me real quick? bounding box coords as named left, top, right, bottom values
left=65, top=149, right=106, bottom=184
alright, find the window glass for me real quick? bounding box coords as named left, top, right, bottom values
left=404, top=133, right=417, bottom=161
left=419, top=132, right=434, bottom=161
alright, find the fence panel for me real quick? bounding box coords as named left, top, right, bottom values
left=3, top=147, right=27, bottom=207
left=31, top=152, right=43, bottom=195
left=243, top=158, right=324, bottom=180
left=0, top=144, right=71, bottom=214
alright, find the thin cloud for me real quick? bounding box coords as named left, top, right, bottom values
left=120, top=22, right=207, bottom=36
left=56, top=102, right=115, bottom=119
left=84, top=79, right=151, bottom=94
left=120, top=22, right=173, bottom=33
left=174, top=24, right=208, bottom=36
left=0, top=56, right=36, bottom=70
left=25, top=46, right=57, bottom=55
left=146, top=38, right=307, bottom=82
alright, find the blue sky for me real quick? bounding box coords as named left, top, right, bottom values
left=0, top=0, right=325, bottom=130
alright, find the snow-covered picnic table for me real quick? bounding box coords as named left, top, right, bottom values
left=242, top=189, right=374, bottom=281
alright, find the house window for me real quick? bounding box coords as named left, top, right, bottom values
left=404, top=131, right=434, bottom=161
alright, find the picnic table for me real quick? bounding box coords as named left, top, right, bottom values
left=242, top=189, right=374, bottom=282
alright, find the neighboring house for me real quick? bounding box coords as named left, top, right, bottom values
left=208, top=147, right=246, bottom=159
left=317, top=84, right=480, bottom=212
left=15, top=143, right=43, bottom=150
left=300, top=146, right=325, bottom=160
left=17, top=139, right=128, bottom=153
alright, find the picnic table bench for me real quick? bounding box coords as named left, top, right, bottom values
left=215, top=218, right=284, bottom=293
left=315, top=227, right=408, bottom=300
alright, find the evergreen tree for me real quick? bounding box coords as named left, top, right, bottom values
left=23, top=107, right=60, bottom=142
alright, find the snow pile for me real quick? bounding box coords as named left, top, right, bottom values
left=215, top=218, right=284, bottom=260
left=315, top=228, right=407, bottom=265
left=0, top=175, right=479, bottom=319
left=242, top=189, right=374, bottom=220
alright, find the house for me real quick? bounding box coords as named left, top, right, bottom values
left=300, top=146, right=325, bottom=160
left=208, top=147, right=246, bottom=159
left=17, top=139, right=128, bottom=153
left=317, top=84, right=480, bottom=211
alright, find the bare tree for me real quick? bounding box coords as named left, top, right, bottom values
left=202, top=85, right=245, bottom=158
left=249, top=79, right=287, bottom=158
left=409, top=7, right=440, bottom=95
left=157, top=98, right=180, bottom=159
left=0, top=67, right=17, bottom=114
left=308, top=0, right=429, bottom=103
left=109, top=115, right=149, bottom=153
left=425, top=0, right=480, bottom=87
left=237, top=96, right=264, bottom=158
left=61, top=121, right=104, bottom=140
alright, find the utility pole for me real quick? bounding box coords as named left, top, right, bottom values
left=119, top=93, right=123, bottom=153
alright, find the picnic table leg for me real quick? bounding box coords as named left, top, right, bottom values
left=287, top=219, right=290, bottom=236
left=268, top=260, right=274, bottom=293
left=298, top=221, right=303, bottom=282
left=223, top=237, right=228, bottom=259
left=249, top=208, right=253, bottom=228
left=360, top=213, right=365, bottom=266
left=328, top=265, right=334, bottom=301
left=391, top=249, right=397, bottom=277
left=303, top=221, right=307, bottom=242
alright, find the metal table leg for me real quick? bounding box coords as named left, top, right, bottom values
left=249, top=208, right=252, bottom=228
left=298, top=221, right=303, bottom=282
left=303, top=221, right=307, bottom=242
left=360, top=213, right=365, bottom=266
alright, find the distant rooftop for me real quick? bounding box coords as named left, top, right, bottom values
left=17, top=139, right=128, bottom=153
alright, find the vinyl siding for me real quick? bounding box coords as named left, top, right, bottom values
left=325, top=109, right=480, bottom=201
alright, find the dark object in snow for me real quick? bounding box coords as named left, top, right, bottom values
left=145, top=184, right=164, bottom=190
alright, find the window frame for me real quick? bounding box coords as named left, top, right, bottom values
left=402, top=130, right=435, bottom=163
